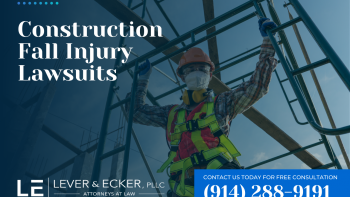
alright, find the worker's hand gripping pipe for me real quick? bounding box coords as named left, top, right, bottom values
left=252, top=0, right=350, bottom=135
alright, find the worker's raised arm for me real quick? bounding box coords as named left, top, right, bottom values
left=125, top=60, right=176, bottom=129
left=215, top=18, right=278, bottom=121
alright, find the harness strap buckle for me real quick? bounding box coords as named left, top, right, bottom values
left=170, top=145, right=179, bottom=152
left=186, top=120, right=198, bottom=131
left=213, top=129, right=224, bottom=137
left=219, top=152, right=233, bottom=163
left=190, top=151, right=206, bottom=166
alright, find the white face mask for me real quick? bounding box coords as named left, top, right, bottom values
left=184, top=71, right=210, bottom=90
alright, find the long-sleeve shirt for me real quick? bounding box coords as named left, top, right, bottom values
left=125, top=37, right=277, bottom=139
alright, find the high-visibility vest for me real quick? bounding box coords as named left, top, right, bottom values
left=157, top=97, right=241, bottom=196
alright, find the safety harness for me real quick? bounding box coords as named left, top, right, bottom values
left=157, top=98, right=241, bottom=196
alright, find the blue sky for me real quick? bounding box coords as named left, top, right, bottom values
left=2, top=0, right=349, bottom=195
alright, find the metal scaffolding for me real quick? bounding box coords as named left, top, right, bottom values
left=4, top=0, right=350, bottom=197
left=85, top=0, right=350, bottom=196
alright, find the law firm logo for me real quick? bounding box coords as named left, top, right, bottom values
left=17, top=180, right=44, bottom=197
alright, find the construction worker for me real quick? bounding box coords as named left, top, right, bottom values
left=125, top=18, right=278, bottom=197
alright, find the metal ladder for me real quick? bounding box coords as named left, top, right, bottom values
left=253, top=0, right=350, bottom=135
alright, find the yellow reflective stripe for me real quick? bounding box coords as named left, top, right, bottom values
left=206, top=102, right=214, bottom=114
left=170, top=133, right=182, bottom=141
left=174, top=110, right=186, bottom=133
left=199, top=103, right=208, bottom=113
left=157, top=151, right=177, bottom=173
left=177, top=110, right=186, bottom=124
left=197, top=115, right=216, bottom=127
left=177, top=123, right=187, bottom=132
left=180, top=158, right=193, bottom=194
left=167, top=106, right=178, bottom=134
left=218, top=135, right=241, bottom=158
left=191, top=130, right=209, bottom=152
left=170, top=158, right=186, bottom=173
left=209, top=121, right=221, bottom=133
left=201, top=146, right=228, bottom=161
left=206, top=158, right=224, bottom=169
left=170, top=140, right=180, bottom=146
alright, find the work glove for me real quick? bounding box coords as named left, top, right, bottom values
left=258, top=18, right=277, bottom=37
left=138, top=59, right=152, bottom=80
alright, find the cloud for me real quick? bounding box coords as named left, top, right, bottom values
left=300, top=163, right=310, bottom=169
left=313, top=153, right=323, bottom=161
left=321, top=74, right=336, bottom=83
left=263, top=162, right=283, bottom=169
left=250, top=152, right=283, bottom=169
left=251, top=152, right=268, bottom=164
